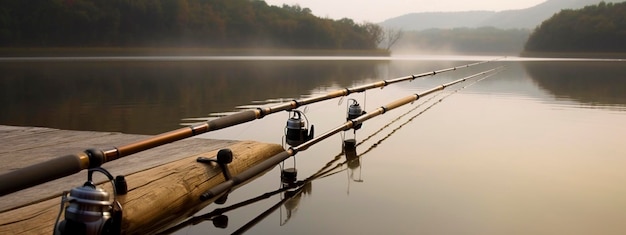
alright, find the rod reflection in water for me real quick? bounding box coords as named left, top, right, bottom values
left=156, top=182, right=309, bottom=234
left=0, top=60, right=499, bottom=196
left=160, top=138, right=362, bottom=234
left=310, top=68, right=503, bottom=179
left=166, top=68, right=503, bottom=234
left=197, top=67, right=503, bottom=202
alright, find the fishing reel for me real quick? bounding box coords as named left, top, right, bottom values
left=284, top=110, right=314, bottom=147
left=54, top=167, right=127, bottom=235
left=346, top=99, right=365, bottom=130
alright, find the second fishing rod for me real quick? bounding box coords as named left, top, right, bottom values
left=0, top=59, right=498, bottom=196
left=171, top=69, right=504, bottom=234
left=200, top=67, right=503, bottom=201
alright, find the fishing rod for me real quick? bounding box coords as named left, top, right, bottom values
left=226, top=68, right=505, bottom=234
left=313, top=69, right=503, bottom=180
left=165, top=67, right=502, bottom=233
left=0, top=59, right=498, bottom=196
left=169, top=69, right=503, bottom=234
left=200, top=67, right=502, bottom=201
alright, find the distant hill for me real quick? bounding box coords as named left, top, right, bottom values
left=380, top=0, right=625, bottom=30
left=379, top=11, right=494, bottom=30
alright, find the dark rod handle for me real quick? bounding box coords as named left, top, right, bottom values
left=0, top=153, right=89, bottom=196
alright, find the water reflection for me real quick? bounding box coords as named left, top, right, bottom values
left=343, top=139, right=363, bottom=185
left=160, top=132, right=374, bottom=234
left=157, top=180, right=313, bottom=234
left=2, top=57, right=626, bottom=234
left=0, top=60, right=384, bottom=134
left=523, top=61, right=626, bottom=109
left=2, top=57, right=622, bottom=135
left=157, top=166, right=315, bottom=234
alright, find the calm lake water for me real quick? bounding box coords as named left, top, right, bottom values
left=1, top=56, right=625, bottom=234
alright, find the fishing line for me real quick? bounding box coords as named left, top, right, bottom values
left=356, top=88, right=445, bottom=147
left=356, top=69, right=503, bottom=157
left=357, top=66, right=503, bottom=148
left=0, top=60, right=503, bottom=197
left=314, top=87, right=464, bottom=178
left=309, top=80, right=463, bottom=178
left=307, top=86, right=453, bottom=178
left=363, top=89, right=367, bottom=114
left=168, top=68, right=504, bottom=234
left=311, top=68, right=504, bottom=179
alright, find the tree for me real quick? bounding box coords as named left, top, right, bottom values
left=0, top=0, right=385, bottom=50
left=525, top=1, right=626, bottom=53
left=381, top=27, right=403, bottom=50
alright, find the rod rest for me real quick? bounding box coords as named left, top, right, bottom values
left=197, top=149, right=233, bottom=204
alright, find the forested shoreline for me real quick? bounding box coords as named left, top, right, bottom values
left=3, top=0, right=625, bottom=56
left=525, top=1, right=626, bottom=53
left=0, top=0, right=385, bottom=51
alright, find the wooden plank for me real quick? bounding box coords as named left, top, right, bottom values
left=0, top=125, right=236, bottom=212
left=0, top=126, right=286, bottom=234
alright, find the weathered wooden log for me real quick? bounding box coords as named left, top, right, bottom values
left=0, top=126, right=285, bottom=234
left=0, top=125, right=236, bottom=212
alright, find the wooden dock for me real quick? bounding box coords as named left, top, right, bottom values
left=0, top=125, right=285, bottom=234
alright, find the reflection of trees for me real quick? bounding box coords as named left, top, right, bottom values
left=523, top=61, right=626, bottom=107
left=0, top=60, right=383, bottom=134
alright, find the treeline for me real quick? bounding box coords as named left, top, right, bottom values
left=394, top=27, right=530, bottom=55
left=0, top=0, right=383, bottom=50
left=525, top=1, right=626, bottom=53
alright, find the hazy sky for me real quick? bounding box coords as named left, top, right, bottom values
left=264, top=0, right=547, bottom=23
